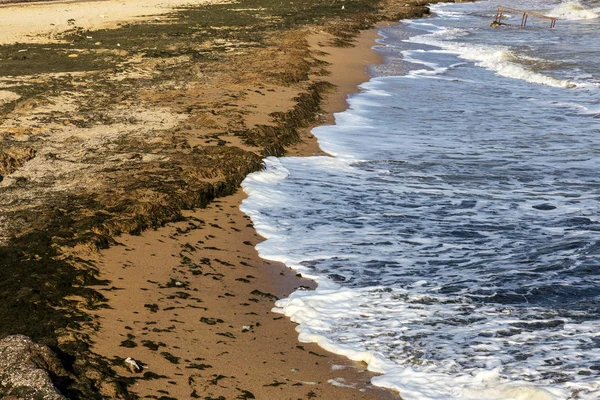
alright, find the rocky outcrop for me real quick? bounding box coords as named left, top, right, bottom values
left=0, top=335, right=66, bottom=400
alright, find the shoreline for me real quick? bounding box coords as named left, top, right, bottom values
left=0, top=0, right=447, bottom=397
left=88, top=28, right=398, bottom=399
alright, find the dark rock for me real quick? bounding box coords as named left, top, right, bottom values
left=250, top=289, right=279, bottom=301
left=0, top=335, right=67, bottom=400
left=533, top=203, right=556, bottom=211
left=119, top=339, right=137, bottom=348
left=159, top=352, right=180, bottom=364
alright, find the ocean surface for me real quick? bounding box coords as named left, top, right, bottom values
left=240, top=1, right=600, bottom=399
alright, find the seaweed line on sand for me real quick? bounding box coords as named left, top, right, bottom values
left=0, top=0, right=458, bottom=397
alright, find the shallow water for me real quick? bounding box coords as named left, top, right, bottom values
left=241, top=1, right=600, bottom=399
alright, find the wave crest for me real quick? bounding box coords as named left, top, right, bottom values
left=548, top=1, right=599, bottom=20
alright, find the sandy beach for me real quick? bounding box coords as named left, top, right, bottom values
left=86, top=28, right=398, bottom=399
left=0, top=0, right=442, bottom=398
left=0, top=0, right=225, bottom=45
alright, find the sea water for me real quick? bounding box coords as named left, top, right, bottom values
left=240, top=1, right=600, bottom=399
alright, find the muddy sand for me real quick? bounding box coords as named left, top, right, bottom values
left=0, top=0, right=447, bottom=398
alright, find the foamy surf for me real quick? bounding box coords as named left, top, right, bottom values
left=273, top=284, right=568, bottom=400
left=403, top=24, right=573, bottom=88
left=241, top=1, right=600, bottom=399
left=242, top=152, right=599, bottom=399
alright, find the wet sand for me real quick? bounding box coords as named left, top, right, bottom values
left=88, top=29, right=400, bottom=399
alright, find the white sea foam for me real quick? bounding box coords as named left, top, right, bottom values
left=402, top=50, right=450, bottom=77
left=273, top=282, right=572, bottom=400
left=242, top=154, right=599, bottom=399
left=241, top=2, right=600, bottom=399
left=547, top=1, right=600, bottom=20
left=404, top=24, right=573, bottom=88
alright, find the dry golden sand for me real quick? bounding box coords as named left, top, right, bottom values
left=0, top=0, right=225, bottom=45
left=89, top=29, right=400, bottom=399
